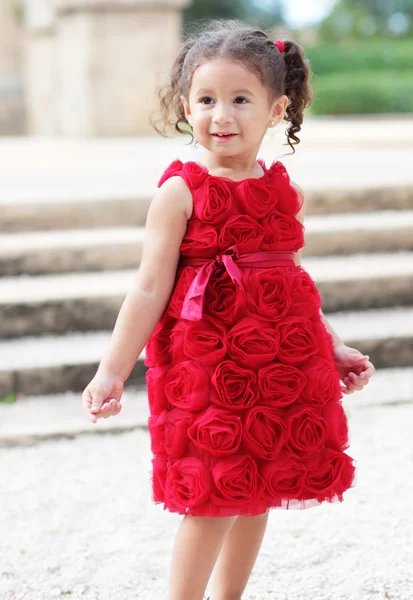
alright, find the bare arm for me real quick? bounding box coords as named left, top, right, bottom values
left=97, top=176, right=192, bottom=381
left=291, top=180, right=344, bottom=349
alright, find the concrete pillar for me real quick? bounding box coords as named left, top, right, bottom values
left=23, top=0, right=57, bottom=134
left=54, top=0, right=191, bottom=136
left=0, top=0, right=25, bottom=134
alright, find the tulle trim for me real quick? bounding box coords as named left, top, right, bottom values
left=148, top=455, right=358, bottom=518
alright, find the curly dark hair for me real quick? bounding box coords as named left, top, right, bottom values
left=150, top=19, right=314, bottom=154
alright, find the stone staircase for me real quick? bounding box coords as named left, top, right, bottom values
left=1, top=131, right=413, bottom=404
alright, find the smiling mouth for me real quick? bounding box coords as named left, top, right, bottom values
left=211, top=133, right=238, bottom=138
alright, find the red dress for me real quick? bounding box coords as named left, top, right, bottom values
left=145, top=158, right=357, bottom=517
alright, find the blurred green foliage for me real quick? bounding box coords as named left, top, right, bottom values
left=319, top=0, right=413, bottom=40
left=306, top=39, right=413, bottom=75
left=183, top=0, right=285, bottom=29
left=310, top=71, right=413, bottom=114
left=306, top=39, right=413, bottom=114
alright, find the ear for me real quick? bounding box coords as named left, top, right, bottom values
left=180, top=95, right=192, bottom=124
left=269, top=94, right=289, bottom=126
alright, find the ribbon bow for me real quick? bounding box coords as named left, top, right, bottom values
left=180, top=244, right=244, bottom=321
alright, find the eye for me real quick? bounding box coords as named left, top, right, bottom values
left=234, top=97, right=248, bottom=104
left=200, top=97, right=214, bottom=105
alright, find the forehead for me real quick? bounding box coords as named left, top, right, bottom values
left=190, top=59, right=264, bottom=96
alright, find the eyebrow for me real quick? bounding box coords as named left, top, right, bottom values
left=196, top=88, right=255, bottom=96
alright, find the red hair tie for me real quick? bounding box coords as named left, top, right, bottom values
left=275, top=40, right=285, bottom=53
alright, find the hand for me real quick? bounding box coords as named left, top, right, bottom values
left=81, top=368, right=124, bottom=424
left=333, top=343, right=376, bottom=395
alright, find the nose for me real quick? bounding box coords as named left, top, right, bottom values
left=212, top=103, right=234, bottom=125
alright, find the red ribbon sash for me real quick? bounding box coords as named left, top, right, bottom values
left=178, top=244, right=295, bottom=321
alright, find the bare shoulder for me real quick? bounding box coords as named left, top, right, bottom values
left=155, top=174, right=193, bottom=220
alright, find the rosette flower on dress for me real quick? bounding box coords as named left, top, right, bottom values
left=323, top=401, right=350, bottom=451
left=170, top=316, right=227, bottom=366
left=164, top=457, right=212, bottom=511
left=181, top=162, right=209, bottom=189
left=258, top=363, right=307, bottom=408
left=210, top=454, right=265, bottom=509
left=204, top=268, right=246, bottom=325
left=211, top=360, right=259, bottom=411
left=187, top=406, right=243, bottom=457
left=266, top=161, right=303, bottom=216
left=146, top=365, right=169, bottom=415
left=194, top=177, right=233, bottom=224
left=164, top=408, right=197, bottom=458
left=235, top=178, right=274, bottom=219
left=242, top=405, right=288, bottom=460
left=246, top=268, right=292, bottom=321
left=157, top=159, right=184, bottom=187
left=164, top=360, right=210, bottom=411
left=167, top=267, right=198, bottom=319
left=301, top=355, right=343, bottom=406
left=276, top=315, right=319, bottom=366
left=303, top=448, right=356, bottom=502
left=219, top=215, right=265, bottom=253
left=260, top=210, right=305, bottom=252
left=287, top=269, right=322, bottom=318
left=180, top=220, right=219, bottom=258
left=227, top=316, right=280, bottom=369
left=151, top=453, right=168, bottom=502
left=260, top=449, right=307, bottom=503
left=286, top=404, right=328, bottom=459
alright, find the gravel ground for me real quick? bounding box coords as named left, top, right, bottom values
left=1, top=400, right=412, bottom=600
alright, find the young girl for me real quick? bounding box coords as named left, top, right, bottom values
left=82, top=20, right=375, bottom=600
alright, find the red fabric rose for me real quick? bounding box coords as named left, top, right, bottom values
left=260, top=210, right=304, bottom=252
left=151, top=453, right=168, bottom=502
left=235, top=179, right=274, bottom=219
left=258, top=363, right=307, bottom=408
left=204, top=267, right=246, bottom=325
left=227, top=316, right=280, bottom=369
left=170, top=316, right=227, bottom=366
left=144, top=320, right=172, bottom=367
left=303, top=448, right=356, bottom=502
left=164, top=408, right=196, bottom=458
left=211, top=454, right=265, bottom=508
left=219, top=215, right=265, bottom=253
left=164, top=457, right=212, bottom=511
left=277, top=315, right=319, bottom=366
left=180, top=220, right=219, bottom=258
left=286, top=404, right=327, bottom=459
left=164, top=360, right=210, bottom=411
left=309, top=316, right=336, bottom=362
left=260, top=449, right=307, bottom=502
left=157, top=159, right=184, bottom=187
left=167, top=267, right=197, bottom=319
left=146, top=365, right=169, bottom=415
left=148, top=409, right=167, bottom=454
left=211, top=360, right=259, bottom=411
left=187, top=406, right=243, bottom=457
left=194, top=177, right=233, bottom=224
left=288, top=269, right=322, bottom=318
left=267, top=165, right=302, bottom=216
left=242, top=405, right=288, bottom=460
left=182, top=161, right=209, bottom=189
left=246, top=268, right=292, bottom=321
left=323, top=400, right=350, bottom=451
left=301, top=355, right=343, bottom=406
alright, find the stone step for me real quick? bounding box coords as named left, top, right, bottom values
left=2, top=185, right=413, bottom=233
left=1, top=306, right=413, bottom=397
left=2, top=210, right=413, bottom=276
left=1, top=364, right=412, bottom=448
left=1, top=252, right=413, bottom=338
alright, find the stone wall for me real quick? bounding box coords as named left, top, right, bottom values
left=24, top=0, right=191, bottom=136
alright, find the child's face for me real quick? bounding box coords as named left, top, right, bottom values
left=181, top=58, right=288, bottom=157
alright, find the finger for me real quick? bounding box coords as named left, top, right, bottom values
left=91, top=391, right=105, bottom=413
